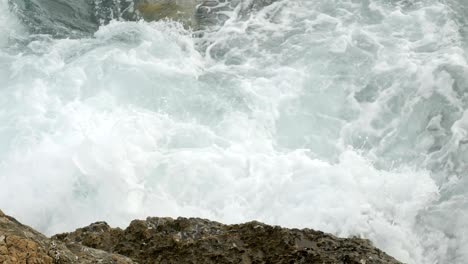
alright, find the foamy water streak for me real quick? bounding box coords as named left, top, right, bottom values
left=1, top=0, right=467, bottom=263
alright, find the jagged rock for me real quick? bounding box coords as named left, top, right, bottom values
left=0, top=209, right=402, bottom=264
left=55, top=217, right=403, bottom=264
left=0, top=209, right=135, bottom=264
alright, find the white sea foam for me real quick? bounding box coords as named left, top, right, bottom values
left=0, top=0, right=25, bottom=47
left=0, top=0, right=467, bottom=263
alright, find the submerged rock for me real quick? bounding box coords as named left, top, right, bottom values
left=0, top=209, right=402, bottom=263
left=118, top=0, right=281, bottom=27
left=128, top=0, right=201, bottom=27
left=9, top=0, right=280, bottom=37
left=9, top=0, right=98, bottom=37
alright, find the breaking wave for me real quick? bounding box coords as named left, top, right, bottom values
left=1, top=0, right=468, bottom=263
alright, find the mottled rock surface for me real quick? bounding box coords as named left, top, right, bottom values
left=0, top=209, right=402, bottom=264
left=54, top=216, right=403, bottom=264
left=0, top=209, right=134, bottom=264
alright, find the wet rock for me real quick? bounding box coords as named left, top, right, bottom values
left=130, top=0, right=201, bottom=27
left=0, top=210, right=135, bottom=264
left=123, top=0, right=280, bottom=28
left=196, top=0, right=280, bottom=26
left=9, top=0, right=280, bottom=37
left=0, top=209, right=402, bottom=264
left=9, top=0, right=99, bottom=37
left=55, top=217, right=403, bottom=264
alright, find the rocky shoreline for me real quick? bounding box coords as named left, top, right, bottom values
left=0, top=209, right=402, bottom=263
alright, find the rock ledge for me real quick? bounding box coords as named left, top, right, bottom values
left=0, top=210, right=402, bottom=263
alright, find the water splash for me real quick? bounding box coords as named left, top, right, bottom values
left=0, top=0, right=467, bottom=263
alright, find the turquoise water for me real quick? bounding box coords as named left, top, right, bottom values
left=1, top=0, right=467, bottom=262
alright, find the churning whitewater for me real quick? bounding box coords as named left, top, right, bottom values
left=1, top=0, right=467, bottom=263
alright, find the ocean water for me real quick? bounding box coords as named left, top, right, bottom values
left=1, top=0, right=467, bottom=263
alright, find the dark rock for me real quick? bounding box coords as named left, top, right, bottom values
left=0, top=209, right=402, bottom=264
left=55, top=217, right=403, bottom=264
